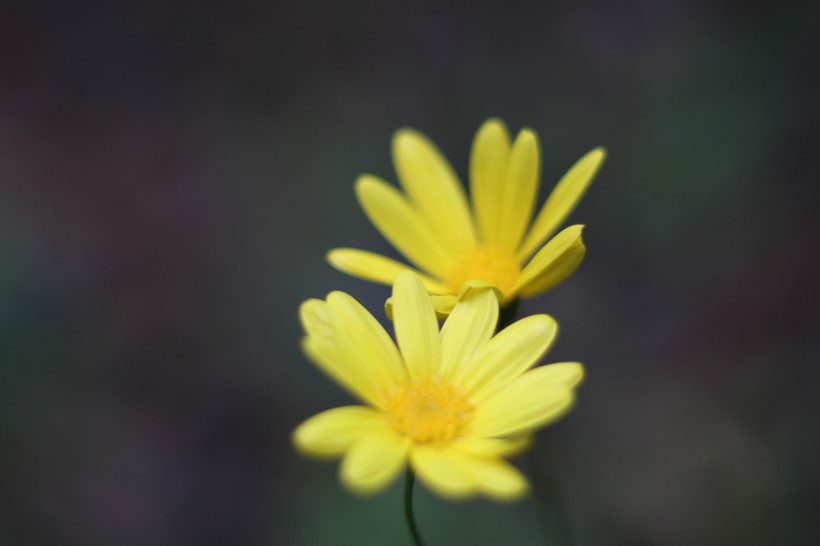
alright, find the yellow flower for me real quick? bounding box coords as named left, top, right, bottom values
left=293, top=271, right=584, bottom=501
left=328, top=118, right=606, bottom=312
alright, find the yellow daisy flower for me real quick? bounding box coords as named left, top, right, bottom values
left=328, top=118, right=606, bottom=312
left=293, top=271, right=584, bottom=501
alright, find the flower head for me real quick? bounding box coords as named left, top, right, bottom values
left=328, top=118, right=605, bottom=313
left=293, top=271, right=583, bottom=501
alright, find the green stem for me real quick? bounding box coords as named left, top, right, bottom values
left=404, top=468, right=426, bottom=546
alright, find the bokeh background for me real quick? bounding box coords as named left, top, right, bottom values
left=1, top=1, right=818, bottom=545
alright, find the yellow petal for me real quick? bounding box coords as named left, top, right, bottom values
left=340, top=428, right=410, bottom=495
left=438, top=283, right=499, bottom=380
left=327, top=248, right=451, bottom=294
left=515, top=225, right=586, bottom=297
left=456, top=278, right=503, bottom=301
left=529, top=361, right=585, bottom=388
left=300, top=294, right=407, bottom=406
left=299, top=298, right=333, bottom=336
left=355, top=175, right=454, bottom=277
left=301, top=336, right=380, bottom=406
left=293, top=406, right=386, bottom=458
left=469, top=118, right=511, bottom=244
left=326, top=291, right=407, bottom=386
left=385, top=282, right=501, bottom=322
left=457, top=314, right=557, bottom=403
left=452, top=435, right=532, bottom=457
left=392, top=271, right=441, bottom=378
left=410, top=445, right=475, bottom=500
left=392, top=129, right=477, bottom=255
left=518, top=147, right=606, bottom=261
left=384, top=293, right=456, bottom=322
left=430, top=294, right=458, bottom=318
left=496, top=129, right=540, bottom=251
left=459, top=455, right=529, bottom=501
left=470, top=364, right=583, bottom=437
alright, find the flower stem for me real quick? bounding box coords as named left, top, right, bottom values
left=404, top=468, right=426, bottom=546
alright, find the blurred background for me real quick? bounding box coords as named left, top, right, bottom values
left=1, top=1, right=818, bottom=545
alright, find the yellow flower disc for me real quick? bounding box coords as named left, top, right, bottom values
left=384, top=377, right=474, bottom=445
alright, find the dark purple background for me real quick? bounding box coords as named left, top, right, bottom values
left=1, top=2, right=818, bottom=545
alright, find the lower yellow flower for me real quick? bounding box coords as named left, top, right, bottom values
left=293, top=271, right=584, bottom=501
left=327, top=118, right=606, bottom=314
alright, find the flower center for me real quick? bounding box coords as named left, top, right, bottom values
left=446, top=244, right=521, bottom=301
left=383, top=377, right=474, bottom=445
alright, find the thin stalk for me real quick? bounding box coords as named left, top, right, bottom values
left=404, top=468, right=426, bottom=546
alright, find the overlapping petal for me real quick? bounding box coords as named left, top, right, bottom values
left=300, top=294, right=410, bottom=406
left=516, top=225, right=586, bottom=297
left=470, top=363, right=583, bottom=437
left=452, top=435, right=532, bottom=458
left=293, top=406, right=387, bottom=458
left=456, top=314, right=558, bottom=403
left=438, top=282, right=500, bottom=379
left=326, top=291, right=407, bottom=386
left=392, top=129, right=477, bottom=255
left=410, top=445, right=475, bottom=499
left=299, top=336, right=372, bottom=404
left=526, top=361, right=585, bottom=388
left=410, top=446, right=529, bottom=501
left=355, top=175, right=455, bottom=277
left=519, top=147, right=606, bottom=260
left=470, top=118, right=511, bottom=243
left=327, top=248, right=451, bottom=294
left=341, top=428, right=411, bottom=494
left=392, top=271, right=440, bottom=378
left=384, top=293, right=457, bottom=322
left=496, top=129, right=540, bottom=251
left=458, top=455, right=528, bottom=501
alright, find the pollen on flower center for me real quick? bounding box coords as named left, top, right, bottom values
left=383, top=377, right=474, bottom=445
left=446, top=244, right=521, bottom=301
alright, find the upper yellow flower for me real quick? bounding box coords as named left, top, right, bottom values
left=293, top=271, right=584, bottom=501
left=328, top=118, right=606, bottom=311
